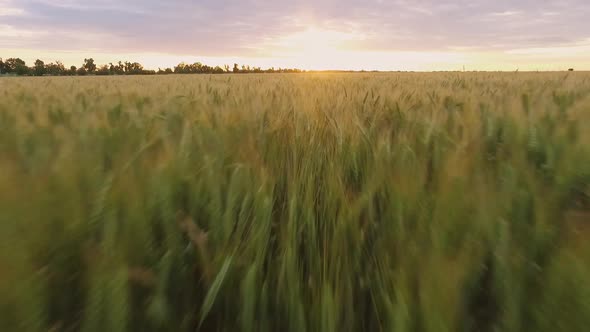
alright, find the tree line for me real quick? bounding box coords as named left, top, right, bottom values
left=0, top=57, right=304, bottom=76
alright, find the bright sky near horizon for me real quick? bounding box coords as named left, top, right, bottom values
left=1, top=0, right=589, bottom=71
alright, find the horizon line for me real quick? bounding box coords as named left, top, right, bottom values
left=0, top=56, right=586, bottom=75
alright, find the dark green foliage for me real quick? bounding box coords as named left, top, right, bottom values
left=0, top=57, right=303, bottom=76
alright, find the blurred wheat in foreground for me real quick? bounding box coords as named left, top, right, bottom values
left=0, top=72, right=589, bottom=332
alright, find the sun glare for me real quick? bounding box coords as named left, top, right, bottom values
left=276, top=27, right=354, bottom=54
left=254, top=26, right=469, bottom=71
left=263, top=26, right=365, bottom=69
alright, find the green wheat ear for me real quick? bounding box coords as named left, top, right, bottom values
left=199, top=256, right=233, bottom=329
left=240, top=264, right=258, bottom=332
left=104, top=267, right=129, bottom=332
left=81, top=271, right=106, bottom=332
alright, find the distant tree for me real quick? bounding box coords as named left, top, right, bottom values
left=568, top=68, right=574, bottom=72
left=34, top=59, right=46, bottom=76
left=83, top=58, right=96, bottom=73
left=55, top=61, right=66, bottom=75
left=192, top=62, right=203, bottom=73
left=125, top=62, right=144, bottom=75
left=107, top=61, right=122, bottom=75
left=157, top=67, right=174, bottom=75
left=3, top=58, right=15, bottom=74
left=115, top=61, right=125, bottom=75
left=45, top=62, right=55, bottom=75
left=96, top=65, right=110, bottom=75
left=201, top=64, right=212, bottom=73
left=0, top=56, right=303, bottom=76
left=4, top=58, right=27, bottom=75
left=16, top=66, right=30, bottom=75
left=174, top=62, right=187, bottom=74
left=45, top=61, right=66, bottom=76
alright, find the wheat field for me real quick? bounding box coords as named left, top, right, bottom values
left=0, top=72, right=589, bottom=331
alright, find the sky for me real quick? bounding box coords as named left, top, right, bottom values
left=1, top=0, right=589, bottom=71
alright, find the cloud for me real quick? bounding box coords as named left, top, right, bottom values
left=0, top=7, right=23, bottom=16
left=0, top=0, right=23, bottom=16
left=0, top=0, right=589, bottom=69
